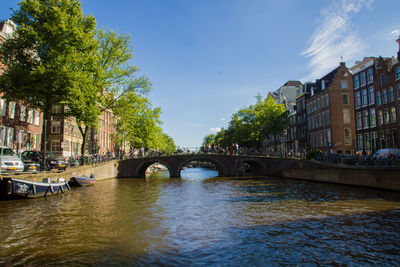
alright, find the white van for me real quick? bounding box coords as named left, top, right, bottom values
left=0, top=146, right=24, bottom=173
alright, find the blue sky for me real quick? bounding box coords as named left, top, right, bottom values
left=1, top=0, right=400, bottom=148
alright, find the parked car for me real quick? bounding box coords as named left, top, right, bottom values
left=21, top=151, right=69, bottom=171
left=372, top=148, right=400, bottom=159
left=0, top=146, right=24, bottom=173
left=46, top=153, right=69, bottom=171
left=20, top=154, right=40, bottom=173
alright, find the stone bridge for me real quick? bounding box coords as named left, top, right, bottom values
left=117, top=154, right=310, bottom=178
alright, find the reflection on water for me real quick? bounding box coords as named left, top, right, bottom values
left=1, top=168, right=400, bottom=266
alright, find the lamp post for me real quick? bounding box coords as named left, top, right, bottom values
left=283, top=129, right=288, bottom=158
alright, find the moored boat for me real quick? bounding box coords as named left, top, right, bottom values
left=0, top=177, right=70, bottom=199
left=69, top=174, right=95, bottom=187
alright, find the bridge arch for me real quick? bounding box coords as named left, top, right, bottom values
left=234, top=158, right=267, bottom=176
left=136, top=160, right=171, bottom=178
left=175, top=156, right=228, bottom=178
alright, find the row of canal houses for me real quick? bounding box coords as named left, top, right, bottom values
left=0, top=19, right=115, bottom=157
left=265, top=36, right=400, bottom=156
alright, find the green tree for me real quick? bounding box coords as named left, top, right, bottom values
left=204, top=94, right=289, bottom=150
left=202, top=133, right=216, bottom=146
left=113, top=91, right=175, bottom=153
left=80, top=29, right=152, bottom=155
left=0, top=0, right=99, bottom=155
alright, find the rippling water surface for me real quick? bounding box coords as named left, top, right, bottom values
left=1, top=168, right=400, bottom=266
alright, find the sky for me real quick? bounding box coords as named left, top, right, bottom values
left=1, top=0, right=400, bottom=148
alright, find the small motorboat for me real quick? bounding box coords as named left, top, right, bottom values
left=69, top=174, right=95, bottom=187
left=0, top=177, right=70, bottom=199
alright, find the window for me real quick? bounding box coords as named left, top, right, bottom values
left=396, top=67, right=400, bottom=80
left=355, top=92, right=361, bottom=108
left=26, top=132, right=31, bottom=150
left=367, top=68, right=374, bottom=83
left=354, top=75, right=360, bottom=89
left=51, top=140, right=61, bottom=152
left=17, top=130, right=24, bottom=144
left=364, top=133, right=371, bottom=150
left=34, top=111, right=40, bottom=126
left=376, top=91, right=382, bottom=105
left=0, top=99, right=7, bottom=116
left=20, top=105, right=26, bottom=122
left=65, top=122, right=69, bottom=134
left=383, top=108, right=390, bottom=124
left=52, top=105, right=62, bottom=114
left=344, top=128, right=351, bottom=145
left=27, top=109, right=34, bottom=124
left=33, top=134, right=39, bottom=150
left=343, top=109, right=350, bottom=124
left=377, top=110, right=383, bottom=125
left=7, top=128, right=14, bottom=147
left=370, top=132, right=377, bottom=151
left=363, top=110, right=369, bottom=129
left=342, top=94, right=349, bottom=105
left=382, top=89, right=388, bottom=103
left=361, top=89, right=367, bottom=106
left=357, top=134, right=363, bottom=151
left=398, top=84, right=400, bottom=99
left=51, top=120, right=61, bottom=133
left=390, top=107, right=396, bottom=123
left=368, top=87, right=374, bottom=105
left=369, top=108, right=376, bottom=127
left=64, top=140, right=69, bottom=152
left=341, top=80, right=348, bottom=89
left=325, top=95, right=329, bottom=107
left=388, top=87, right=394, bottom=102
left=356, top=112, right=362, bottom=129
left=360, top=72, right=367, bottom=86
left=8, top=101, right=16, bottom=119
left=381, top=74, right=386, bottom=85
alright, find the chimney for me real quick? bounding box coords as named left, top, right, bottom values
left=397, top=35, right=400, bottom=61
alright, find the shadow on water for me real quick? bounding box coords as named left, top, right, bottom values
left=1, top=175, right=400, bottom=266
left=221, top=177, right=400, bottom=204
left=5, top=210, right=399, bottom=266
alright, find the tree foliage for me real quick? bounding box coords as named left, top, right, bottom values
left=203, top=95, right=289, bottom=149
left=113, top=91, right=175, bottom=153
left=0, top=0, right=175, bottom=156
left=0, top=0, right=99, bottom=152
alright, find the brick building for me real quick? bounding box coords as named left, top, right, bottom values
left=295, top=82, right=314, bottom=154
left=0, top=19, right=43, bottom=153
left=350, top=37, right=400, bottom=153
left=306, top=62, right=355, bottom=154
left=46, top=105, right=115, bottom=158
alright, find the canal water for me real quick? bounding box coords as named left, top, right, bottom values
left=1, top=168, right=400, bottom=266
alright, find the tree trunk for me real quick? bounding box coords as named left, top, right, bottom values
left=40, top=108, right=51, bottom=170
left=79, top=125, right=89, bottom=156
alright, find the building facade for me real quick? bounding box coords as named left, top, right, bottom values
left=306, top=62, right=355, bottom=154
left=351, top=37, right=400, bottom=153
left=295, top=82, right=314, bottom=154
left=46, top=105, right=115, bottom=158
left=1, top=20, right=43, bottom=153
left=264, top=81, right=302, bottom=155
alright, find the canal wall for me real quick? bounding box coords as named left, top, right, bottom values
left=3, top=157, right=400, bottom=191
left=279, top=164, right=400, bottom=191
left=1, top=160, right=118, bottom=182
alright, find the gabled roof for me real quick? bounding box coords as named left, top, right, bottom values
left=282, top=80, right=302, bottom=87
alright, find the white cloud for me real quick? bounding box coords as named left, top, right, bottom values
left=392, top=29, right=400, bottom=37
left=210, top=127, right=221, bottom=133
left=301, top=0, right=373, bottom=81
